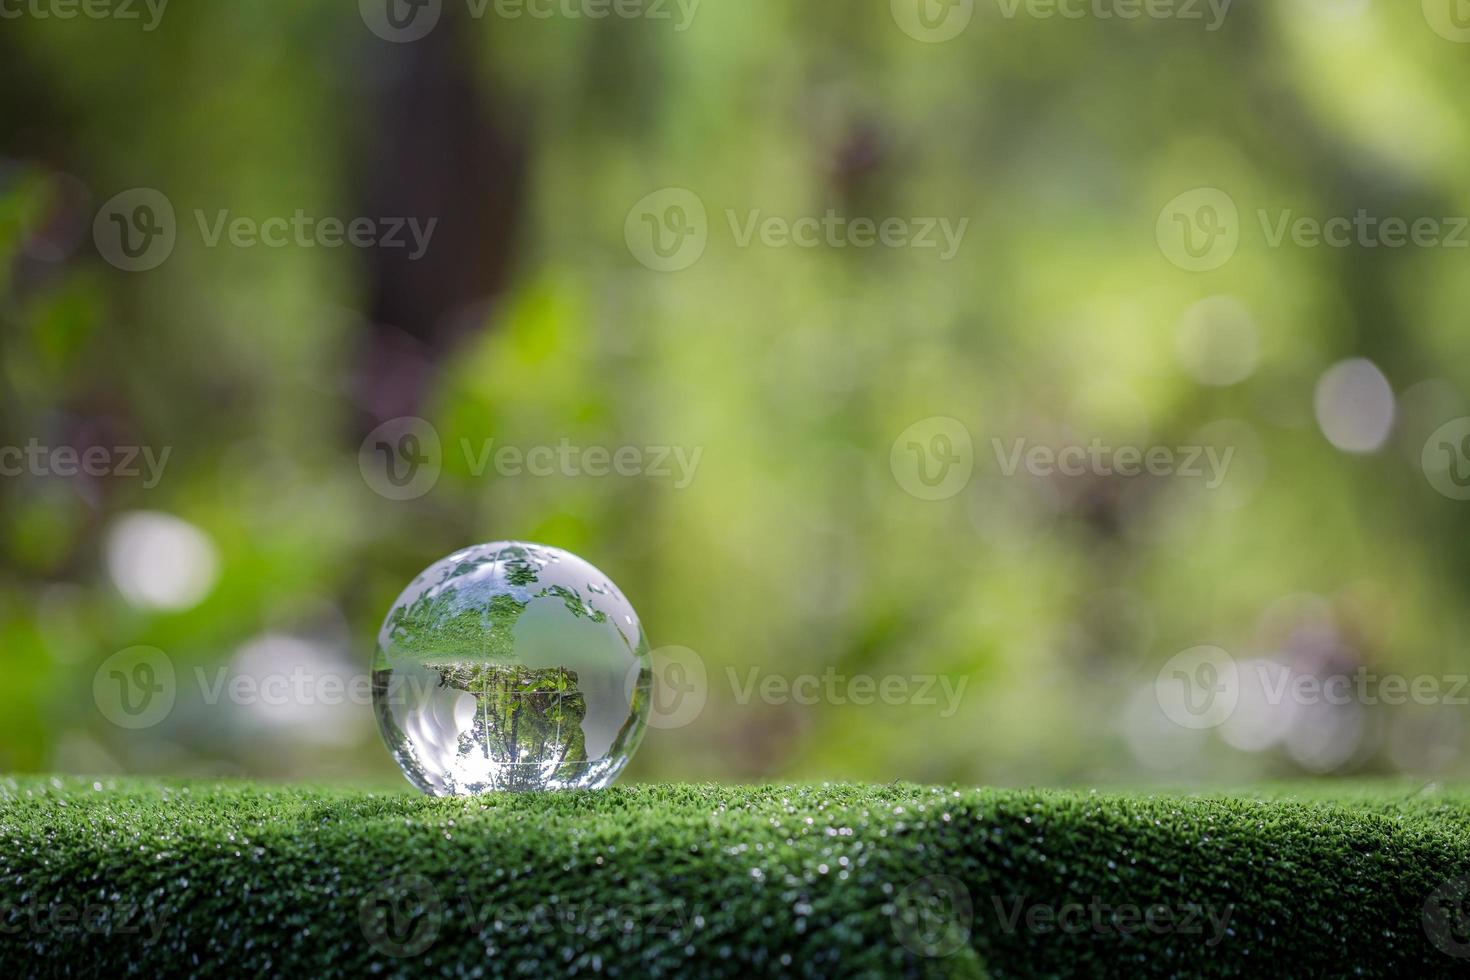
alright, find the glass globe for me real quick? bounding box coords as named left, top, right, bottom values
left=372, top=542, right=652, bottom=794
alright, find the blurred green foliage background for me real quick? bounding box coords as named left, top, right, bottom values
left=4, top=1, right=1470, bottom=788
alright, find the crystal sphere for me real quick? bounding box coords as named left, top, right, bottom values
left=372, top=542, right=652, bottom=794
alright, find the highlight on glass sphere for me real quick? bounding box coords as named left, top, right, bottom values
left=372, top=542, right=653, bottom=795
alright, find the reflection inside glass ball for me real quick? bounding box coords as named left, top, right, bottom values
left=372, top=542, right=652, bottom=794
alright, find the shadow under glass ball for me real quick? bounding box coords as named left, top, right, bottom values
left=372, top=542, right=652, bottom=794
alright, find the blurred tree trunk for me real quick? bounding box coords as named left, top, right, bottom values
left=353, top=11, right=527, bottom=430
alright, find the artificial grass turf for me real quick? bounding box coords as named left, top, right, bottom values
left=2, top=778, right=1470, bottom=978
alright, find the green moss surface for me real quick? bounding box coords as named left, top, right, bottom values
left=2, top=777, right=1469, bottom=978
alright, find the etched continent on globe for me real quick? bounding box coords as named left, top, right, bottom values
left=372, top=542, right=653, bottom=794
